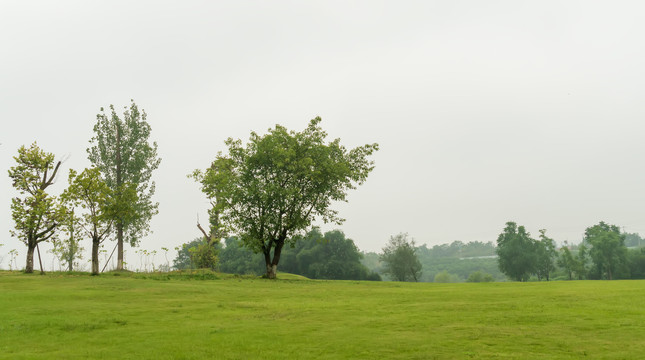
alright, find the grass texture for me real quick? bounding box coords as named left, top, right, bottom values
left=1, top=271, right=644, bottom=359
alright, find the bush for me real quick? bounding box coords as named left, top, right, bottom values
left=434, top=270, right=458, bottom=283
left=466, top=271, right=495, bottom=283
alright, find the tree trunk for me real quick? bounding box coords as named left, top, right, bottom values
left=115, top=123, right=124, bottom=271
left=92, top=237, right=100, bottom=276
left=263, top=248, right=274, bottom=279
left=264, top=240, right=285, bottom=279
left=25, top=244, right=35, bottom=273
left=266, top=263, right=277, bottom=279
left=116, top=222, right=124, bottom=270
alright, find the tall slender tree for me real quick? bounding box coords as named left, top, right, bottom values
left=87, top=101, right=160, bottom=270
left=9, top=142, right=65, bottom=273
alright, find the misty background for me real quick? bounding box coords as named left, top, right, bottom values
left=2, top=1, right=644, bottom=269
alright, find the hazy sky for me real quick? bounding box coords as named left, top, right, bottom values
left=2, top=1, right=645, bottom=269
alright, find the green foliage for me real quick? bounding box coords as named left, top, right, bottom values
left=534, top=229, right=557, bottom=281
left=496, top=222, right=539, bottom=281
left=49, top=212, right=84, bottom=271
left=174, top=238, right=223, bottom=271
left=8, top=142, right=66, bottom=273
left=4, top=273, right=645, bottom=358
left=217, top=237, right=265, bottom=275
left=178, top=229, right=379, bottom=280
left=466, top=271, right=495, bottom=282
left=198, top=117, right=378, bottom=278
left=627, top=248, right=645, bottom=279
left=279, top=229, right=379, bottom=280
left=87, top=101, right=161, bottom=269
left=189, top=242, right=219, bottom=270
left=624, top=232, right=643, bottom=248
left=433, top=270, right=458, bottom=283
left=557, top=242, right=588, bottom=280
left=189, top=156, right=234, bottom=241
left=380, top=233, right=422, bottom=282
left=61, top=168, right=134, bottom=275
left=585, top=222, right=628, bottom=280
left=173, top=239, right=202, bottom=270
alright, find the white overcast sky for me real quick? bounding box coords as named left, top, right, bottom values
left=2, top=1, right=645, bottom=269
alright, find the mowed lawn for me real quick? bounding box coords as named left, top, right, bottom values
left=1, top=272, right=645, bottom=359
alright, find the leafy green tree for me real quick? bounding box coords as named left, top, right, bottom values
left=535, top=229, right=557, bottom=281
left=9, top=142, right=65, bottom=273
left=380, top=233, right=422, bottom=282
left=62, top=168, right=134, bottom=275
left=173, top=238, right=202, bottom=270
left=87, top=101, right=161, bottom=270
left=188, top=157, right=235, bottom=269
left=557, top=242, right=589, bottom=280
left=585, top=222, right=628, bottom=280
left=198, top=117, right=378, bottom=278
left=573, top=244, right=589, bottom=279
left=496, top=222, right=536, bottom=282
left=557, top=245, right=577, bottom=280
left=50, top=210, right=84, bottom=271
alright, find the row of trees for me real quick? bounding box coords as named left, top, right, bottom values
left=8, top=101, right=160, bottom=274
left=496, top=221, right=643, bottom=281
left=7, top=112, right=379, bottom=278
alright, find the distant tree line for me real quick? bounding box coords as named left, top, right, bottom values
left=496, top=221, right=645, bottom=281
left=173, top=228, right=381, bottom=281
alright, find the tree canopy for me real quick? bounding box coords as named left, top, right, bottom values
left=196, top=117, right=378, bottom=278
left=8, top=142, right=65, bottom=273
left=584, top=222, right=628, bottom=280
left=495, top=222, right=537, bottom=282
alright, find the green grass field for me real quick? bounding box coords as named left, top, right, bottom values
left=1, top=271, right=644, bottom=359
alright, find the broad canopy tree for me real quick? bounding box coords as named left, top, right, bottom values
left=195, top=117, right=378, bottom=278
left=584, top=221, right=627, bottom=280
left=87, top=101, right=160, bottom=270
left=496, top=222, right=537, bottom=282
left=8, top=142, right=65, bottom=273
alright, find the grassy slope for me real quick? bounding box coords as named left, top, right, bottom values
left=1, top=271, right=645, bottom=359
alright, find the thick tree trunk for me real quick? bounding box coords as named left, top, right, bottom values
left=116, top=222, right=124, bottom=270
left=25, top=244, right=35, bottom=273
left=266, top=263, right=277, bottom=279
left=264, top=240, right=285, bottom=279
left=92, top=237, right=100, bottom=276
